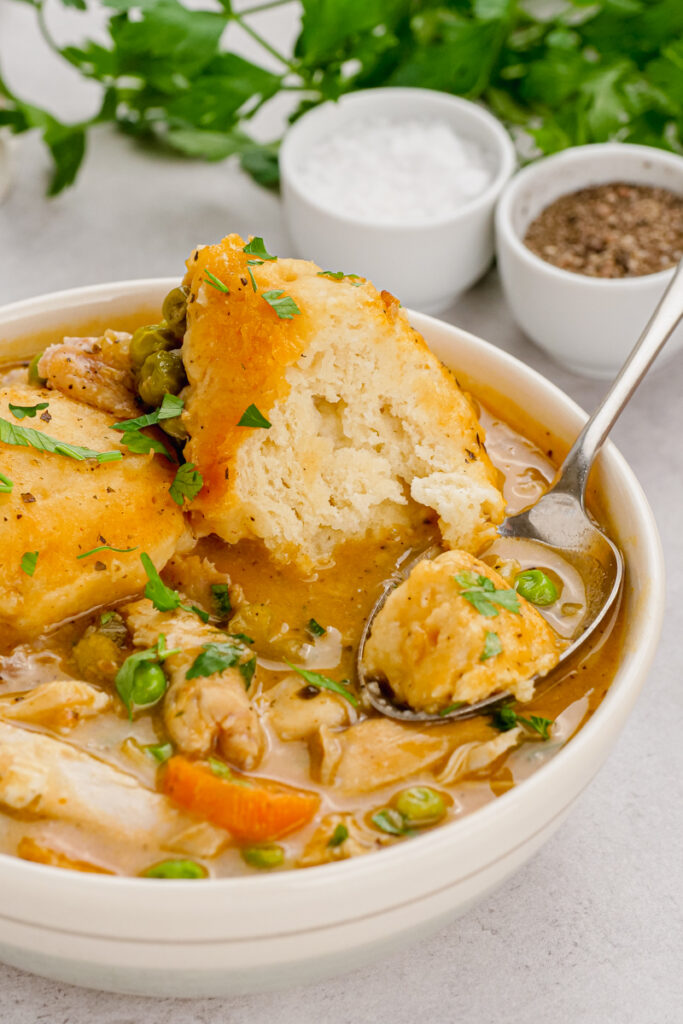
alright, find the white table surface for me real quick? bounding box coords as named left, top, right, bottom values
left=1, top=4, right=682, bottom=1022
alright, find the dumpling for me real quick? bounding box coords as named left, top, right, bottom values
left=180, top=234, right=505, bottom=570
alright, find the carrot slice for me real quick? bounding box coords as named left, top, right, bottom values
left=164, top=757, right=320, bottom=842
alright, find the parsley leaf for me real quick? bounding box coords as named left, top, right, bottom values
left=454, top=572, right=520, bottom=618
left=243, top=236, right=277, bottom=261
left=307, top=618, right=326, bottom=637
left=115, top=634, right=180, bottom=717
left=0, top=472, right=13, bottom=494
left=438, top=701, right=466, bottom=717
left=112, top=394, right=183, bottom=433
left=169, top=462, right=203, bottom=506
left=327, top=823, right=349, bottom=847
left=140, top=552, right=209, bottom=622
left=21, top=550, right=39, bottom=577
left=492, top=706, right=554, bottom=740
left=285, top=661, right=359, bottom=708
left=262, top=290, right=301, bottom=320
left=145, top=741, right=174, bottom=763
left=203, top=269, right=230, bottom=293
left=9, top=401, right=49, bottom=420
left=0, top=416, right=121, bottom=463
left=317, top=271, right=363, bottom=286
left=211, top=583, right=232, bottom=618
left=480, top=631, right=503, bottom=661
left=77, top=544, right=138, bottom=560
left=185, top=640, right=256, bottom=688
left=237, top=404, right=271, bottom=429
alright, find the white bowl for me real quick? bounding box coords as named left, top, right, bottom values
left=280, top=88, right=516, bottom=314
left=0, top=279, right=664, bottom=997
left=495, top=143, right=683, bottom=378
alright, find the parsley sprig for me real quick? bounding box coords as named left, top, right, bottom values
left=140, top=552, right=209, bottom=623
left=493, top=706, right=554, bottom=740
left=186, top=640, right=257, bottom=690
left=454, top=572, right=520, bottom=618
left=285, top=661, right=359, bottom=708
left=0, top=416, right=122, bottom=463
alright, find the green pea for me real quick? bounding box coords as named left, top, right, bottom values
left=143, top=859, right=206, bottom=879
left=514, top=569, right=559, bottom=607
left=394, top=787, right=446, bottom=826
left=27, top=351, right=47, bottom=386
left=241, top=843, right=285, bottom=869
left=162, top=286, right=190, bottom=339
left=129, top=322, right=178, bottom=371
left=137, top=349, right=187, bottom=407
left=130, top=661, right=167, bottom=708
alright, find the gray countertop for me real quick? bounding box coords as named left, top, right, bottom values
left=1, top=3, right=682, bottom=1022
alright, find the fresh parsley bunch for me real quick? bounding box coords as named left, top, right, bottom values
left=1, top=0, right=682, bottom=196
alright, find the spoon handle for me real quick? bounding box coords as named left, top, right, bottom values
left=554, top=258, right=683, bottom=500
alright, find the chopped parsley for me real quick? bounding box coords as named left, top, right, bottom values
left=317, top=271, right=362, bottom=286
left=169, top=462, right=203, bottom=507
left=211, top=583, right=232, bottom=618
left=493, top=706, right=554, bottom=740
left=438, top=701, right=466, bottom=717
left=237, top=404, right=271, bottom=429
left=203, top=269, right=230, bottom=293
left=480, top=631, right=503, bottom=662
left=285, top=661, right=359, bottom=708
left=0, top=472, right=13, bottom=494
left=454, top=571, right=520, bottom=618
left=0, top=417, right=122, bottom=463
left=246, top=264, right=259, bottom=292
left=140, top=552, right=209, bottom=623
left=115, top=634, right=180, bottom=717
left=327, top=823, right=349, bottom=848
left=262, top=290, right=301, bottom=320
left=77, top=543, right=138, bottom=560
left=186, top=640, right=256, bottom=690
left=20, top=550, right=39, bottom=577
left=307, top=618, right=326, bottom=638
left=243, top=237, right=276, bottom=261
left=111, top=394, right=180, bottom=461
left=8, top=401, right=49, bottom=420
left=208, top=756, right=233, bottom=779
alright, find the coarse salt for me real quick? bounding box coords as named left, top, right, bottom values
left=296, top=116, right=493, bottom=224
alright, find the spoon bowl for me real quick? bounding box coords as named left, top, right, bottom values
left=358, top=258, right=683, bottom=722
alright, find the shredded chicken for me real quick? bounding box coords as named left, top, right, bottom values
left=298, top=812, right=389, bottom=867
left=0, top=680, right=110, bottom=730
left=124, top=600, right=265, bottom=770
left=0, top=720, right=226, bottom=854
left=38, top=330, right=139, bottom=417
left=436, top=727, right=522, bottom=784
left=263, top=674, right=352, bottom=741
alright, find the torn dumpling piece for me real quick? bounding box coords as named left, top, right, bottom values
left=180, top=234, right=505, bottom=570
left=361, top=550, right=563, bottom=715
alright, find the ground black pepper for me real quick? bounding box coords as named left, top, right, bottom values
left=524, top=182, right=683, bottom=278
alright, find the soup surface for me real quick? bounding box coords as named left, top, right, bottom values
left=0, top=332, right=623, bottom=878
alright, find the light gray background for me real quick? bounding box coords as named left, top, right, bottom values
left=1, top=3, right=681, bottom=1022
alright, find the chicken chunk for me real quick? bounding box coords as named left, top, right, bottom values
left=124, top=601, right=265, bottom=770
left=0, top=679, right=109, bottom=729
left=310, top=719, right=453, bottom=795
left=362, top=550, right=562, bottom=714
left=0, top=384, right=186, bottom=643
left=436, top=727, right=522, bottom=784
left=264, top=674, right=352, bottom=741
left=38, top=330, right=138, bottom=418
left=0, top=720, right=226, bottom=854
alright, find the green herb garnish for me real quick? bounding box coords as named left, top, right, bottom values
left=145, top=741, right=174, bottom=763
left=492, top=706, right=554, bottom=740
left=21, top=550, right=38, bottom=576
left=186, top=640, right=256, bottom=688
left=112, top=394, right=183, bottom=433
left=115, top=634, right=180, bottom=717
left=243, top=237, right=276, bottom=261
left=140, top=552, right=209, bottom=623
left=262, top=290, right=301, bottom=320
left=237, top=404, right=271, bottom=429
left=328, top=823, right=349, bottom=848
left=371, top=808, right=410, bottom=836
left=285, top=661, right=359, bottom=708
left=307, top=618, right=326, bottom=638
left=9, top=401, right=49, bottom=420
left=0, top=417, right=122, bottom=463
left=203, top=269, right=230, bottom=294
left=211, top=583, right=232, bottom=618
left=317, top=271, right=362, bottom=286
left=480, top=631, right=503, bottom=662
left=169, top=462, right=203, bottom=507
left=0, top=472, right=13, bottom=494
left=454, top=572, right=520, bottom=618
left=77, top=543, right=138, bottom=560
left=208, top=756, right=233, bottom=779
left=438, top=701, right=466, bottom=717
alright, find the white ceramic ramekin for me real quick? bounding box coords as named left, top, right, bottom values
left=0, top=279, right=664, bottom=996
left=496, top=143, right=683, bottom=378
left=280, top=88, right=516, bottom=314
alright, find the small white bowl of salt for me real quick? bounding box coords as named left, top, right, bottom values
left=280, top=87, right=516, bottom=313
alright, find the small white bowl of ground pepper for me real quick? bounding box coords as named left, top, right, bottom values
left=495, top=143, right=683, bottom=377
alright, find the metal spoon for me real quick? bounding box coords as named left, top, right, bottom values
left=358, top=258, right=683, bottom=723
